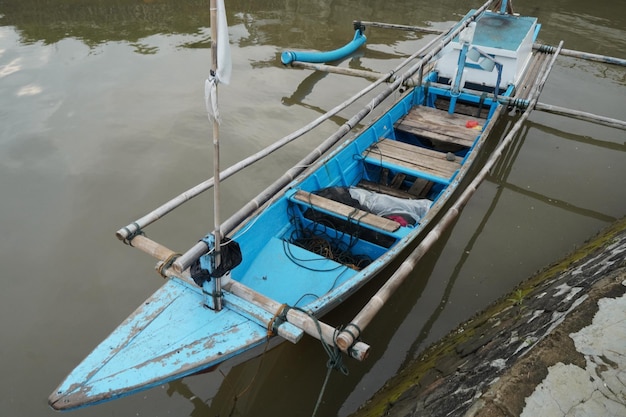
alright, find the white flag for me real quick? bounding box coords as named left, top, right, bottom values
left=215, top=0, right=231, bottom=85
left=205, top=0, right=231, bottom=123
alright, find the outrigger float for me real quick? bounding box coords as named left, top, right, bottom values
left=49, top=0, right=626, bottom=411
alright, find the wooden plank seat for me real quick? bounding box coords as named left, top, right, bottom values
left=394, top=105, right=483, bottom=148
left=362, top=138, right=461, bottom=184
left=290, top=190, right=401, bottom=233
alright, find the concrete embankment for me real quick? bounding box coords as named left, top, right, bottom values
left=350, top=217, right=626, bottom=417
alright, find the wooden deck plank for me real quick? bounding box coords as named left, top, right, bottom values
left=292, top=190, right=401, bottom=233
left=358, top=179, right=433, bottom=200
left=365, top=139, right=461, bottom=180
left=407, top=177, right=434, bottom=197
left=394, top=105, right=483, bottom=148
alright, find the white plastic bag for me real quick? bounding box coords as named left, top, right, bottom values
left=348, top=187, right=431, bottom=224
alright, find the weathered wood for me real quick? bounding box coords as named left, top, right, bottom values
left=389, top=173, right=406, bottom=189
left=145, top=241, right=372, bottom=359
left=514, top=51, right=551, bottom=101
left=292, top=190, right=401, bottom=233
left=222, top=278, right=370, bottom=361
left=395, top=105, right=482, bottom=148
left=358, top=178, right=433, bottom=199
left=120, top=236, right=298, bottom=343
left=434, top=98, right=491, bottom=119
left=408, top=177, right=434, bottom=197
left=127, top=235, right=180, bottom=262
left=358, top=180, right=415, bottom=199
left=364, top=139, right=461, bottom=180
left=165, top=262, right=371, bottom=360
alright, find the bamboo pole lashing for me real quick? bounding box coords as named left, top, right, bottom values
left=127, top=232, right=370, bottom=358
left=128, top=235, right=180, bottom=262
left=335, top=41, right=565, bottom=352
left=159, top=268, right=370, bottom=360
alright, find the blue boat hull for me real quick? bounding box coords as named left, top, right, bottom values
left=49, top=278, right=270, bottom=410
left=50, top=8, right=541, bottom=411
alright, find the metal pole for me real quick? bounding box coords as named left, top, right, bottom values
left=209, top=0, right=222, bottom=311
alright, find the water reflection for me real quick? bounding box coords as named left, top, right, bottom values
left=1, top=0, right=450, bottom=53
left=528, top=120, right=626, bottom=151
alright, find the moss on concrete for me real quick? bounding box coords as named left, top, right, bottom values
left=350, top=217, right=626, bottom=417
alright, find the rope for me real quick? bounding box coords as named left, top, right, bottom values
left=157, top=252, right=182, bottom=278
left=285, top=202, right=373, bottom=272
left=312, top=366, right=333, bottom=417
left=221, top=339, right=274, bottom=417
left=267, top=303, right=289, bottom=338
left=341, top=323, right=362, bottom=343
left=288, top=307, right=348, bottom=417
left=122, top=222, right=144, bottom=246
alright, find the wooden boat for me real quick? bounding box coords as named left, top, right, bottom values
left=49, top=0, right=570, bottom=411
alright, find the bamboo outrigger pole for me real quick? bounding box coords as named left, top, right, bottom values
left=335, top=41, right=565, bottom=352
left=534, top=103, right=626, bottom=130
left=534, top=43, right=626, bottom=67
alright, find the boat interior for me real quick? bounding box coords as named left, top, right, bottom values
left=228, top=9, right=538, bottom=306
left=229, top=82, right=501, bottom=305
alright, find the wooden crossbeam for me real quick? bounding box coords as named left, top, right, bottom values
left=292, top=190, right=401, bottom=233
left=364, top=139, right=460, bottom=181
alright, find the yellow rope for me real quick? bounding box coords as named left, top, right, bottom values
left=267, top=303, right=288, bottom=338
left=157, top=252, right=182, bottom=278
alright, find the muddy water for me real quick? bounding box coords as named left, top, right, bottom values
left=1, top=1, right=624, bottom=416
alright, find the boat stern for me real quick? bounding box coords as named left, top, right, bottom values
left=435, top=10, right=538, bottom=90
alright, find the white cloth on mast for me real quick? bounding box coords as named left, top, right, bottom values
left=205, top=77, right=220, bottom=123
left=205, top=0, right=231, bottom=124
